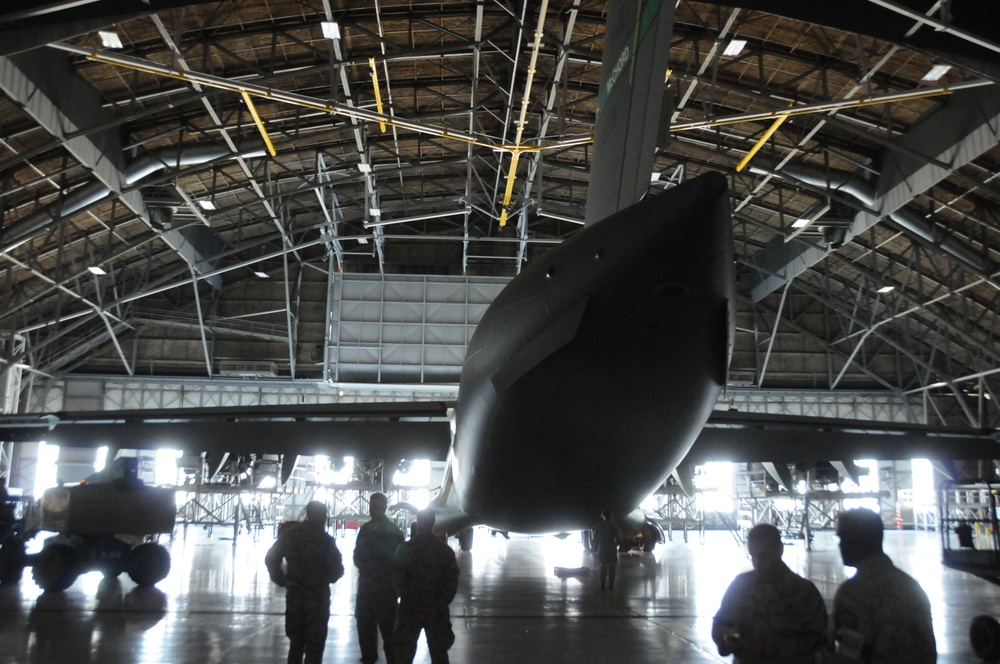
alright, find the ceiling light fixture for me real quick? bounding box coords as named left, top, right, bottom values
left=369, top=207, right=381, bottom=216
left=198, top=200, right=217, bottom=211
left=722, top=39, right=746, bottom=57
left=253, top=270, right=269, bottom=279
left=792, top=218, right=812, bottom=228
left=876, top=285, right=895, bottom=294
left=99, top=30, right=123, bottom=49
left=321, top=21, right=341, bottom=40
left=922, top=64, right=952, bottom=81
left=357, top=162, right=372, bottom=173
left=88, top=266, right=107, bottom=276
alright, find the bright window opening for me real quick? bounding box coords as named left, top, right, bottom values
left=694, top=462, right=735, bottom=513
left=155, top=449, right=183, bottom=486
left=34, top=442, right=59, bottom=495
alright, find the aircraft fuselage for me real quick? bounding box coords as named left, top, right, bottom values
left=450, top=172, right=734, bottom=533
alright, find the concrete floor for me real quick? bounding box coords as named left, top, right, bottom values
left=1, top=525, right=998, bottom=663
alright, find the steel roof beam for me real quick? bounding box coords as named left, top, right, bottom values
left=749, top=85, right=1000, bottom=302
left=697, top=0, right=1000, bottom=82
left=0, top=50, right=232, bottom=290
left=0, top=51, right=145, bottom=226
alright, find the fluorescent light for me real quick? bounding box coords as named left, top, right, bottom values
left=99, top=30, right=123, bottom=49
left=722, top=39, right=746, bottom=57
left=922, top=64, right=951, bottom=82
left=650, top=172, right=661, bottom=182
left=198, top=200, right=217, bottom=211
left=369, top=208, right=381, bottom=216
left=792, top=218, right=812, bottom=228
left=876, top=285, right=895, bottom=294
left=253, top=270, right=269, bottom=279
left=321, top=21, right=341, bottom=40
left=357, top=162, right=372, bottom=173
left=88, top=266, right=107, bottom=276
left=357, top=236, right=369, bottom=245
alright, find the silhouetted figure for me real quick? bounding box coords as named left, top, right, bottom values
left=0, top=485, right=15, bottom=536
left=712, top=523, right=827, bottom=663
left=265, top=501, right=345, bottom=664
left=594, top=508, right=620, bottom=590
left=955, top=520, right=975, bottom=549
left=829, top=508, right=936, bottom=663
left=354, top=492, right=404, bottom=664
left=393, top=509, right=459, bottom=664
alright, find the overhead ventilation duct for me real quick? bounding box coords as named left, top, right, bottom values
left=778, top=163, right=990, bottom=275
left=2, top=143, right=266, bottom=289
left=3, top=143, right=265, bottom=247
left=748, top=86, right=1000, bottom=302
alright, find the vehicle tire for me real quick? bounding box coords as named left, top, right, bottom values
left=641, top=525, right=657, bottom=553
left=32, top=543, right=80, bottom=592
left=128, top=542, right=171, bottom=586
left=0, top=536, right=26, bottom=584
left=971, top=615, right=1000, bottom=661
left=458, top=528, right=474, bottom=552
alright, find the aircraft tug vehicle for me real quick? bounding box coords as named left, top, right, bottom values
left=0, top=458, right=175, bottom=591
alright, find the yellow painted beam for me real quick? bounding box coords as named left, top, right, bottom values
left=735, top=113, right=788, bottom=172
left=81, top=45, right=962, bottom=155
left=498, top=151, right=521, bottom=228
left=241, top=91, right=277, bottom=157
left=369, top=57, right=386, bottom=133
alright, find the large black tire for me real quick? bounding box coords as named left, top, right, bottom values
left=641, top=525, right=658, bottom=553
left=32, top=543, right=80, bottom=592
left=128, top=542, right=171, bottom=586
left=458, top=528, right=474, bottom=552
left=0, top=536, right=26, bottom=584
left=971, top=615, right=1000, bottom=661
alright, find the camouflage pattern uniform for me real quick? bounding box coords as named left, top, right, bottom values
left=354, top=514, right=404, bottom=664
left=393, top=531, right=460, bottom=664
left=265, top=521, right=345, bottom=664
left=713, top=562, right=827, bottom=664
left=831, top=553, right=936, bottom=663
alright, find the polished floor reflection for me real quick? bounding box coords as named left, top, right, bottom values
left=1, top=526, right=997, bottom=662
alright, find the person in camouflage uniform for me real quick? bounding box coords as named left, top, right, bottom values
left=393, top=508, right=459, bottom=664
left=712, top=523, right=827, bottom=664
left=828, top=508, right=936, bottom=663
left=354, top=492, right=404, bottom=664
left=265, top=500, right=345, bottom=664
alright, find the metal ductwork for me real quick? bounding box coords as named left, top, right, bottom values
left=2, top=143, right=266, bottom=290
left=2, top=144, right=264, bottom=248
left=749, top=86, right=1000, bottom=302
left=779, top=163, right=990, bottom=275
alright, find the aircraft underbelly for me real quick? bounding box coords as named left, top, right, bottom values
left=452, top=172, right=734, bottom=534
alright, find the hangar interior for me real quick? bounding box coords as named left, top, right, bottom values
left=2, top=0, right=999, bottom=516
left=1, top=1, right=1000, bottom=661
